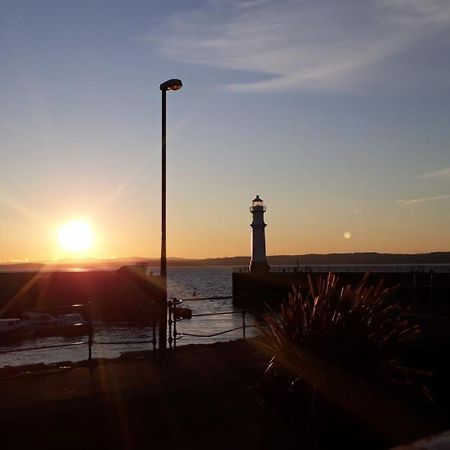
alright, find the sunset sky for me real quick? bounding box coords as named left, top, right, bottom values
left=1, top=0, right=450, bottom=262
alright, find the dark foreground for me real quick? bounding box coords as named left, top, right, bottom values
left=0, top=339, right=449, bottom=450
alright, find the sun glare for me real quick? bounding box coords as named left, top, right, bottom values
left=58, top=220, right=94, bottom=254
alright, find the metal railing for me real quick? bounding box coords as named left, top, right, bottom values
left=167, top=296, right=253, bottom=350
left=0, top=302, right=158, bottom=362
left=1, top=294, right=261, bottom=363
left=2, top=281, right=448, bottom=365
left=233, top=264, right=450, bottom=273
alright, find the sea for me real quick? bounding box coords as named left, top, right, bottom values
left=0, top=267, right=260, bottom=368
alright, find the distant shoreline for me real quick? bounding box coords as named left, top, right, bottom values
left=1, top=251, right=450, bottom=271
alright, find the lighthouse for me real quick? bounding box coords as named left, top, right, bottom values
left=249, top=195, right=270, bottom=273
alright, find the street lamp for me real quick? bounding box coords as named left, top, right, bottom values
left=159, top=78, right=182, bottom=352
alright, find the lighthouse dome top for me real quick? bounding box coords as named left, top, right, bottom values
left=250, top=195, right=266, bottom=212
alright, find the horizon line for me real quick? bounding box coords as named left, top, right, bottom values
left=2, top=250, right=450, bottom=266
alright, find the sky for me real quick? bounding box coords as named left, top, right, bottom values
left=1, top=0, right=450, bottom=262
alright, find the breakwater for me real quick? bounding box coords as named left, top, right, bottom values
left=232, top=265, right=450, bottom=310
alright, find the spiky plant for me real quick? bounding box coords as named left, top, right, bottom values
left=257, top=273, right=431, bottom=449
left=259, top=272, right=424, bottom=395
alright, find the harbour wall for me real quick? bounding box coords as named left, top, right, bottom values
left=232, top=266, right=450, bottom=311
left=0, top=266, right=163, bottom=322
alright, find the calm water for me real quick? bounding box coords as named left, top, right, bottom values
left=0, top=267, right=259, bottom=368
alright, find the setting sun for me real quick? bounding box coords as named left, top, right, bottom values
left=58, top=220, right=94, bottom=254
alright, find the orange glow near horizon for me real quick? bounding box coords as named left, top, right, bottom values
left=0, top=199, right=449, bottom=263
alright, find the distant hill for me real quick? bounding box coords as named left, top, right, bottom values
left=0, top=257, right=154, bottom=272
left=2, top=252, right=450, bottom=271
left=270, top=252, right=450, bottom=266
left=170, top=252, right=450, bottom=266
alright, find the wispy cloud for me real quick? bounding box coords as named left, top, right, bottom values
left=397, top=193, right=450, bottom=205
left=150, top=0, right=450, bottom=92
left=419, top=167, right=450, bottom=179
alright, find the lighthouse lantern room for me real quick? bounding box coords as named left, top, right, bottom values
left=249, top=195, right=270, bottom=273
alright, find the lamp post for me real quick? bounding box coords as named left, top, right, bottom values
left=159, top=78, right=182, bottom=352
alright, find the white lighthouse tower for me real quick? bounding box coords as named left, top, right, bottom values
left=250, top=195, right=270, bottom=273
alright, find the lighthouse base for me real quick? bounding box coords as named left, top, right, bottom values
left=249, top=261, right=270, bottom=273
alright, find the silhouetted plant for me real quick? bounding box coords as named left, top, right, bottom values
left=259, top=272, right=425, bottom=395
left=256, top=273, right=430, bottom=448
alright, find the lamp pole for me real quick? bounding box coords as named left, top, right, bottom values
left=159, top=78, right=182, bottom=352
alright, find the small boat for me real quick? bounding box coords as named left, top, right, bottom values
left=22, top=311, right=59, bottom=336
left=23, top=311, right=89, bottom=337
left=0, top=318, right=34, bottom=342
left=56, top=313, right=89, bottom=336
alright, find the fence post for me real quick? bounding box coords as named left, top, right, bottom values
left=87, top=300, right=93, bottom=364
left=242, top=307, right=246, bottom=340
left=412, top=270, right=417, bottom=306
left=168, top=300, right=173, bottom=350
left=152, top=319, right=157, bottom=358
left=173, top=300, right=177, bottom=350
left=429, top=270, right=434, bottom=310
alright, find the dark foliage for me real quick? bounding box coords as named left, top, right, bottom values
left=259, top=272, right=423, bottom=388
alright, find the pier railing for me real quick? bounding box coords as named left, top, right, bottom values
left=3, top=272, right=448, bottom=366
left=0, top=296, right=258, bottom=364
left=167, top=296, right=253, bottom=350
left=233, top=264, right=450, bottom=273
left=0, top=302, right=158, bottom=363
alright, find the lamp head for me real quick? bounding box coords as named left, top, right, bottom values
left=160, top=79, right=183, bottom=91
